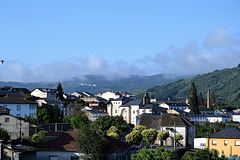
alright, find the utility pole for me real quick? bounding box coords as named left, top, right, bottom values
left=174, top=122, right=176, bottom=150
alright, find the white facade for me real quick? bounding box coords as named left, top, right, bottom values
left=98, top=91, right=121, bottom=100
left=207, top=116, right=230, bottom=123
left=190, top=115, right=208, bottom=123
left=0, top=114, right=37, bottom=139
left=232, top=114, right=240, bottom=122
left=31, top=88, right=56, bottom=99
left=194, top=138, right=207, bottom=149
left=0, top=102, right=37, bottom=118
left=159, top=102, right=189, bottom=111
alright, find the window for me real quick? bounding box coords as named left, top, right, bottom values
left=133, top=110, right=135, bottom=114
left=71, top=156, right=79, bottom=160
left=212, top=140, right=217, bottom=145
left=49, top=156, right=58, bottom=160
left=5, top=117, right=9, bottom=122
left=224, top=140, right=227, bottom=146
left=115, top=110, right=117, bottom=114
left=17, top=105, right=21, bottom=111
left=235, top=141, right=239, bottom=146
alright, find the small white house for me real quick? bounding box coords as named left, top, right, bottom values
left=232, top=113, right=240, bottom=122
left=159, top=102, right=189, bottom=111
left=194, top=138, right=206, bottom=149
left=206, top=115, right=230, bottom=123
left=31, top=88, right=57, bottom=99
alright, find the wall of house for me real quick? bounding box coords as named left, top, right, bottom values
left=233, top=115, right=240, bottom=122
left=0, top=115, right=30, bottom=139
left=161, top=126, right=186, bottom=146
left=36, top=151, right=82, bottom=160
left=207, top=138, right=240, bottom=156
left=31, top=89, right=47, bottom=98
left=194, top=138, right=206, bottom=149
left=0, top=103, right=37, bottom=118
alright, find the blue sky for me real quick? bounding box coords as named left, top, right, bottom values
left=0, top=0, right=240, bottom=82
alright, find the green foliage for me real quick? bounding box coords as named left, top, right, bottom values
left=189, top=82, right=199, bottom=114
left=107, top=132, right=120, bottom=140
left=107, top=126, right=122, bottom=139
left=157, top=130, right=170, bottom=141
left=131, top=146, right=175, bottom=160
left=93, top=115, right=133, bottom=133
left=32, top=130, right=47, bottom=143
left=0, top=128, right=10, bottom=143
left=125, top=130, right=142, bottom=145
left=144, top=66, right=240, bottom=107
left=77, top=125, right=106, bottom=160
left=198, top=92, right=204, bottom=106
left=181, top=148, right=227, bottom=160
left=195, top=122, right=233, bottom=138
left=56, top=82, right=65, bottom=101
left=176, top=133, right=183, bottom=142
left=141, top=129, right=158, bottom=146
left=133, top=125, right=147, bottom=133
left=37, top=104, right=61, bottom=124
left=70, top=114, right=90, bottom=129
left=24, top=114, right=37, bottom=124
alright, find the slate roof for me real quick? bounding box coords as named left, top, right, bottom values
left=199, top=108, right=214, bottom=111
left=173, top=109, right=189, bottom=114
left=38, top=129, right=131, bottom=153
left=0, top=98, right=37, bottom=104
left=120, top=100, right=142, bottom=107
left=159, top=114, right=194, bottom=127
left=34, top=88, right=57, bottom=93
left=162, top=102, right=189, bottom=107
left=208, top=127, right=240, bottom=139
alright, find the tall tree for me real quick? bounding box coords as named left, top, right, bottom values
left=142, top=129, right=158, bottom=147
left=56, top=82, right=64, bottom=101
left=198, top=92, right=204, bottom=106
left=77, top=125, right=106, bottom=160
left=188, top=82, right=199, bottom=114
left=210, top=91, right=216, bottom=108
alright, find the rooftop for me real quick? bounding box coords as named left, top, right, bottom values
left=208, top=127, right=240, bottom=139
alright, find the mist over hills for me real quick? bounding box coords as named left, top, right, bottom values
left=0, top=74, right=192, bottom=94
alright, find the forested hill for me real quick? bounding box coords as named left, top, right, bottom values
left=144, top=65, right=240, bottom=107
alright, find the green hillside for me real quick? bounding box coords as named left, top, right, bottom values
left=143, top=66, right=240, bottom=107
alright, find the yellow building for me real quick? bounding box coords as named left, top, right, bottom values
left=207, top=127, right=240, bottom=156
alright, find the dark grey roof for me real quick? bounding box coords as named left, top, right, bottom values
left=208, top=127, right=240, bottom=139
left=120, top=100, right=142, bottom=107
left=0, top=98, right=37, bottom=104
left=191, top=114, right=207, bottom=118
left=173, top=109, right=189, bottom=114
left=112, top=96, right=134, bottom=102
left=34, top=88, right=57, bottom=93
left=162, top=102, right=189, bottom=107
left=199, top=108, right=214, bottom=111
left=159, top=114, right=193, bottom=127
left=41, top=98, right=63, bottom=104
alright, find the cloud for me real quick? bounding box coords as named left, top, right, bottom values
left=203, top=27, right=240, bottom=49
left=1, top=27, right=240, bottom=82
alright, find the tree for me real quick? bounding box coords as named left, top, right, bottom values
left=107, top=126, right=122, bottom=139
left=93, top=115, right=133, bottom=133
left=176, top=133, right=183, bottom=142
left=56, top=82, right=65, bottom=101
left=157, top=130, right=169, bottom=146
left=77, top=125, right=106, bottom=160
left=37, top=107, right=51, bottom=124
left=198, top=92, right=204, bottom=106
left=131, top=146, right=175, bottom=160
left=125, top=130, right=142, bottom=145
left=188, top=82, right=199, bottom=114
left=32, top=130, right=47, bottom=143
left=70, top=114, right=90, bottom=129
left=52, top=105, right=60, bottom=123
left=210, top=91, right=216, bottom=107
left=0, top=128, right=10, bottom=143
left=141, top=129, right=158, bottom=147
left=133, top=125, right=147, bottom=133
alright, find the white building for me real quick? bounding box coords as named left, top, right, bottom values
left=194, top=138, right=206, bottom=149
left=107, top=93, right=166, bottom=125
left=0, top=98, right=37, bottom=118
left=159, top=102, right=189, bottom=111
left=232, top=113, right=240, bottom=122
left=31, top=88, right=57, bottom=99
left=190, top=114, right=230, bottom=123
left=97, top=91, right=136, bottom=101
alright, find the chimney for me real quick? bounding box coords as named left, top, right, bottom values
left=207, top=90, right=210, bottom=108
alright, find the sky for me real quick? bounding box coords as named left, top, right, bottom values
left=0, top=0, right=240, bottom=82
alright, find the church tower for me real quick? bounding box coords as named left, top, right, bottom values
left=143, top=92, right=150, bottom=105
